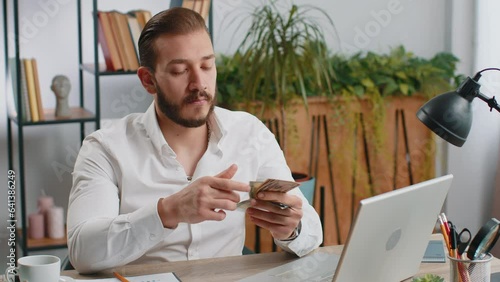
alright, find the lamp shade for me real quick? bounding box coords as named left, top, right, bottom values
left=416, top=90, right=473, bottom=147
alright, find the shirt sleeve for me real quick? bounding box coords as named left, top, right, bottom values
left=67, top=135, right=168, bottom=274
left=254, top=123, right=323, bottom=257
left=273, top=188, right=323, bottom=257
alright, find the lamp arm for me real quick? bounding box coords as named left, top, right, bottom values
left=470, top=68, right=500, bottom=113
left=476, top=91, right=500, bottom=113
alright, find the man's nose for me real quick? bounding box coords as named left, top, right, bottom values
left=188, top=69, right=206, bottom=92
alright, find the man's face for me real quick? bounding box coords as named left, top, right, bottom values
left=51, top=77, right=71, bottom=98
left=151, top=30, right=217, bottom=128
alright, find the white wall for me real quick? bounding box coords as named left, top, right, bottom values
left=445, top=0, right=500, bottom=235
left=1, top=0, right=494, bottom=266
left=213, top=0, right=447, bottom=57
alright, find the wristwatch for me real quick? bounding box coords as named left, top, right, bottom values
left=281, top=222, right=302, bottom=241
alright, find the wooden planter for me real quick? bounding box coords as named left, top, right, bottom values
left=243, top=95, right=436, bottom=252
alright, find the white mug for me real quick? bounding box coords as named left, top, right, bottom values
left=5, top=255, right=60, bottom=282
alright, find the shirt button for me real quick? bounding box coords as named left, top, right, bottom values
left=149, top=233, right=156, bottom=240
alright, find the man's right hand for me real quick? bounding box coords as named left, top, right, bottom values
left=157, top=164, right=250, bottom=229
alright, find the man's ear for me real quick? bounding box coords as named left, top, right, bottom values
left=137, top=66, right=157, bottom=94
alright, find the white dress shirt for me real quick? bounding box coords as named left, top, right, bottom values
left=67, top=103, right=323, bottom=273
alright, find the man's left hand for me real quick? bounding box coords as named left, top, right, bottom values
left=246, top=191, right=303, bottom=240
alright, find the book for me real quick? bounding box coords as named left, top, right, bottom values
left=6, top=59, right=19, bottom=120
left=126, top=14, right=142, bottom=60
left=23, top=58, right=39, bottom=122
left=97, top=11, right=123, bottom=71
left=192, top=0, right=202, bottom=13
left=128, top=9, right=151, bottom=29
left=141, top=10, right=152, bottom=23
left=182, top=0, right=197, bottom=10
left=31, top=58, right=44, bottom=121
left=6, top=58, right=20, bottom=120
left=170, top=0, right=183, bottom=8
left=179, top=0, right=210, bottom=21
left=199, top=0, right=211, bottom=21
left=19, top=59, right=31, bottom=122
left=422, top=240, right=446, bottom=263
left=116, top=12, right=139, bottom=70
left=108, top=11, right=131, bottom=71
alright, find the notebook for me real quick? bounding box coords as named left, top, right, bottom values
left=239, top=174, right=453, bottom=282
left=422, top=240, right=446, bottom=263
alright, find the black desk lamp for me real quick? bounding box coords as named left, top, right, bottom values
left=417, top=70, right=500, bottom=282
left=416, top=68, right=500, bottom=147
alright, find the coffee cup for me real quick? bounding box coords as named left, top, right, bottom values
left=5, top=255, right=60, bottom=282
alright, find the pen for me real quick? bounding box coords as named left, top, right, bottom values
left=113, top=271, right=130, bottom=282
left=271, top=201, right=290, bottom=209
left=450, top=224, right=458, bottom=258
left=440, top=213, right=451, bottom=234
left=438, top=216, right=452, bottom=255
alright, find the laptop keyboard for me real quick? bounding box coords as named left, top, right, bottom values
left=239, top=252, right=340, bottom=282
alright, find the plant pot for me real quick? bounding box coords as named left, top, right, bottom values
left=292, top=172, right=315, bottom=205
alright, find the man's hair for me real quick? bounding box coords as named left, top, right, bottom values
left=138, top=7, right=210, bottom=70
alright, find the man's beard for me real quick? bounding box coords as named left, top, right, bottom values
left=156, top=85, right=216, bottom=128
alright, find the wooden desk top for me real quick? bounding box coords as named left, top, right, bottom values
left=63, top=240, right=500, bottom=281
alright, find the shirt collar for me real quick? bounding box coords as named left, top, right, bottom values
left=139, top=102, right=226, bottom=155
left=140, top=102, right=168, bottom=155
left=209, top=107, right=226, bottom=143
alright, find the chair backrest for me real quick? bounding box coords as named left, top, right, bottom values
left=298, top=177, right=315, bottom=205
left=61, top=255, right=74, bottom=270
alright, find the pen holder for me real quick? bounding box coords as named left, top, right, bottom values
left=448, top=254, right=492, bottom=282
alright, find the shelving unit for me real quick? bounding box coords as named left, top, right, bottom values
left=3, top=0, right=99, bottom=256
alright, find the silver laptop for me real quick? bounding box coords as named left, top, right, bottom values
left=239, top=174, right=453, bottom=282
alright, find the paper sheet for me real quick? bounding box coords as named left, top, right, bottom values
left=73, top=272, right=180, bottom=282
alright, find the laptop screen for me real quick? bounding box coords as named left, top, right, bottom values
left=333, top=174, right=453, bottom=281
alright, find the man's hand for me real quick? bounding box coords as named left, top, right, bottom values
left=247, top=191, right=303, bottom=240
left=157, top=164, right=250, bottom=228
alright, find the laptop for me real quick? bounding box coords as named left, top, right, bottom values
left=239, top=174, right=453, bottom=282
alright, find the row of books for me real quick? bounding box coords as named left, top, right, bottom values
left=7, top=58, right=45, bottom=122
left=97, top=10, right=152, bottom=72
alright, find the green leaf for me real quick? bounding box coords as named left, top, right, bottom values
left=383, top=80, right=399, bottom=96
left=412, top=274, right=444, bottom=282
left=353, top=85, right=365, bottom=96
left=395, top=71, right=408, bottom=79
left=361, top=78, right=375, bottom=88
left=399, top=83, right=410, bottom=95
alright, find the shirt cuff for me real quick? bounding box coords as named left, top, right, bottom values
left=277, top=221, right=302, bottom=242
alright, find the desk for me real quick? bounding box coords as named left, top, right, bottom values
left=62, top=239, right=500, bottom=281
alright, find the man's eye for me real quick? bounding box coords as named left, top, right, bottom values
left=171, top=69, right=187, bottom=76
left=201, top=64, right=213, bottom=70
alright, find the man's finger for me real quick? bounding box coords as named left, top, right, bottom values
left=210, top=178, right=250, bottom=192
left=215, top=164, right=238, bottom=179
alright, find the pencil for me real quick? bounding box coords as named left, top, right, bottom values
left=113, top=271, right=130, bottom=282
left=438, top=216, right=452, bottom=255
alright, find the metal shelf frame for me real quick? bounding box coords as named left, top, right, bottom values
left=3, top=0, right=99, bottom=256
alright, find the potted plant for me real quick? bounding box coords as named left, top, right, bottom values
left=216, top=1, right=338, bottom=253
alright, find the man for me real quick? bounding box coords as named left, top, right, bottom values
left=67, top=7, right=322, bottom=273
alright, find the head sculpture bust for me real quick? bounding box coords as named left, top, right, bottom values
left=51, top=75, right=71, bottom=117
